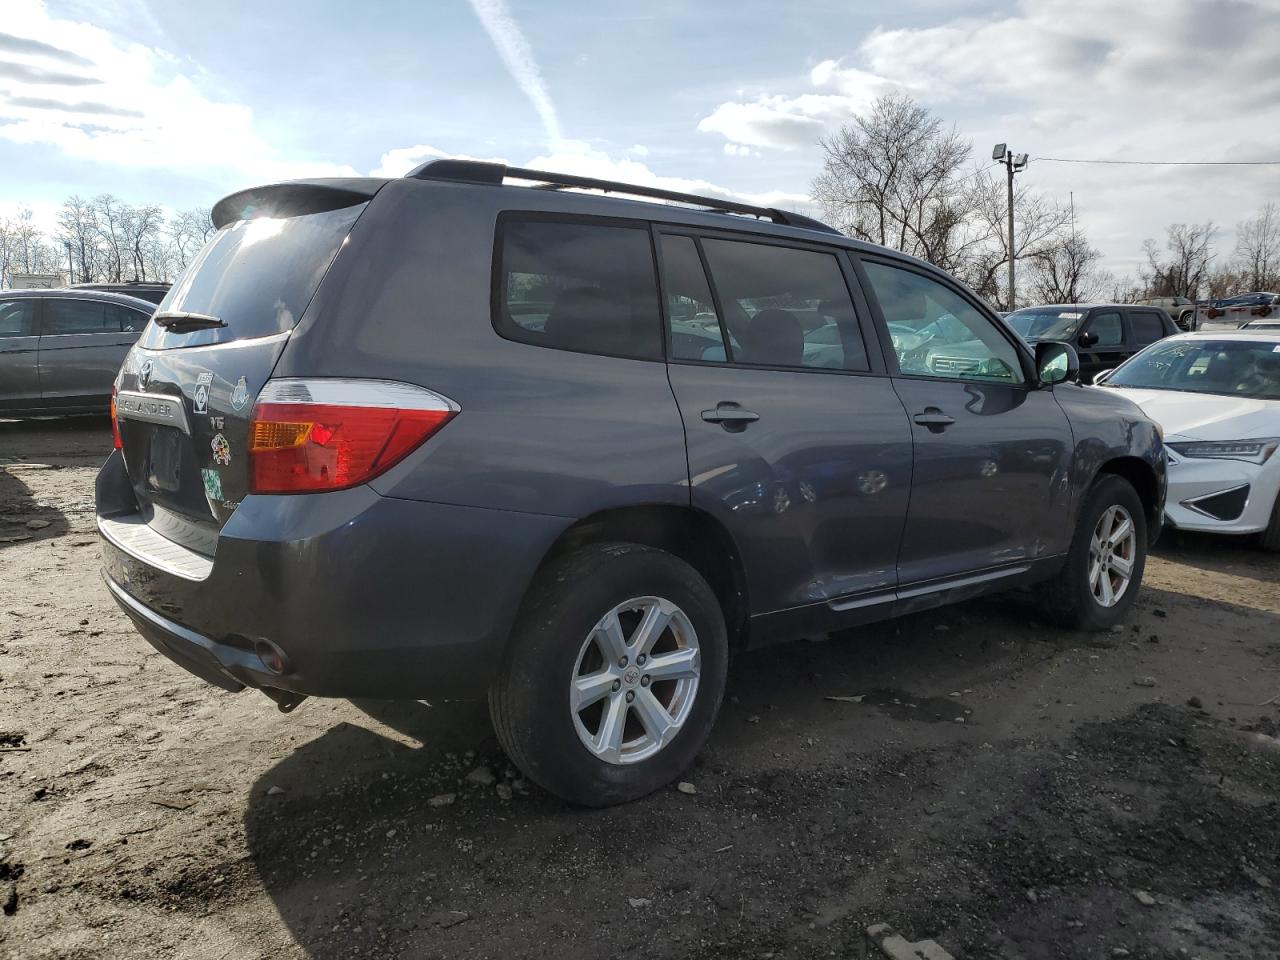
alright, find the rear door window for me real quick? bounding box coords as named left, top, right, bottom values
left=0, top=299, right=36, bottom=338
left=139, top=202, right=366, bottom=350
left=694, top=237, right=869, bottom=371
left=1129, top=310, right=1166, bottom=345
left=496, top=217, right=662, bottom=361
left=45, top=299, right=114, bottom=334
left=108, top=303, right=148, bottom=332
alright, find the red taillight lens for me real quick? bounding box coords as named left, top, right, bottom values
left=248, top=379, right=456, bottom=494
left=110, top=385, right=123, bottom=450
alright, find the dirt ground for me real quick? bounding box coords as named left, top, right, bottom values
left=2, top=417, right=1278, bottom=960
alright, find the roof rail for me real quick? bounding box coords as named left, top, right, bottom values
left=406, top=158, right=840, bottom=235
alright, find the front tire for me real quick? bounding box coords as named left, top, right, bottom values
left=1042, top=475, right=1148, bottom=631
left=489, top=542, right=728, bottom=807
left=1261, top=493, right=1280, bottom=552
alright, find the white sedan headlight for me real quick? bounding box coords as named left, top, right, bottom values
left=1165, top=438, right=1280, bottom=465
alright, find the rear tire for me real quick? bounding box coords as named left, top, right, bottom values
left=1261, top=494, right=1280, bottom=553
left=489, top=542, right=728, bottom=807
left=1042, top=475, right=1148, bottom=631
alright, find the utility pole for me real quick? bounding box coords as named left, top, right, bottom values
left=991, top=144, right=1028, bottom=310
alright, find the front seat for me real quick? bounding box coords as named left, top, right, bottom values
left=741, top=309, right=804, bottom=366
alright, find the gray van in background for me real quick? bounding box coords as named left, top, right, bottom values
left=0, top=289, right=154, bottom=417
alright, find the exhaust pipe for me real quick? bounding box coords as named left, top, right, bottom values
left=262, top=688, right=307, bottom=713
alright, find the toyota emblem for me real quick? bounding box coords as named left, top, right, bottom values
left=139, top=359, right=153, bottom=388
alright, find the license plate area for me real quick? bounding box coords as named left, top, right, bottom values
left=147, top=427, right=183, bottom=493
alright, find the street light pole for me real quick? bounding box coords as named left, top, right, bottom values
left=992, top=144, right=1028, bottom=310
left=1006, top=157, right=1015, bottom=311
left=64, top=239, right=74, bottom=286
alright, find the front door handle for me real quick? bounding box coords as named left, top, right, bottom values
left=702, top=402, right=759, bottom=430
left=912, top=408, right=956, bottom=429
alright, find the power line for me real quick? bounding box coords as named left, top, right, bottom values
left=1035, top=156, right=1280, bottom=166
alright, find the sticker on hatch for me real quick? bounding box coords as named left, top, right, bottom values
left=194, top=372, right=213, bottom=414
left=231, top=376, right=249, bottom=410
left=200, top=468, right=224, bottom=502
left=211, top=433, right=231, bottom=466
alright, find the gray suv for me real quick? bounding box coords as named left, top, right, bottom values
left=0, top=289, right=154, bottom=416
left=96, top=161, right=1167, bottom=806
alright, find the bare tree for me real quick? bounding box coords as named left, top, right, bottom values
left=1030, top=230, right=1109, bottom=304
left=121, top=203, right=163, bottom=281
left=1141, top=222, right=1216, bottom=299
left=92, top=194, right=128, bottom=282
left=812, top=93, right=980, bottom=270
left=169, top=207, right=215, bottom=270
left=58, top=196, right=101, bottom=283
left=810, top=93, right=1079, bottom=310
left=1109, top=275, right=1145, bottom=303
left=961, top=172, right=1071, bottom=308
left=1233, top=202, right=1280, bottom=292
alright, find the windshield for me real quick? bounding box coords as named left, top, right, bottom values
left=1106, top=338, right=1280, bottom=400
left=1006, top=308, right=1086, bottom=340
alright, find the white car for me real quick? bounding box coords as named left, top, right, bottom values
left=1098, top=331, right=1280, bottom=549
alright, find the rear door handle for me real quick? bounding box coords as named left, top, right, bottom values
left=702, top=403, right=759, bottom=428
left=912, top=408, right=956, bottom=428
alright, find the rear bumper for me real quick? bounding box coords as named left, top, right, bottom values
left=97, top=451, right=570, bottom=699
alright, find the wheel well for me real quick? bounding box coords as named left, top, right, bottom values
left=536, top=505, right=750, bottom=650
left=1096, top=456, right=1160, bottom=532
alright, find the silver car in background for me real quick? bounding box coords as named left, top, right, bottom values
left=0, top=288, right=155, bottom=417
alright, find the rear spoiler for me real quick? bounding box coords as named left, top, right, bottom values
left=212, top=178, right=387, bottom=230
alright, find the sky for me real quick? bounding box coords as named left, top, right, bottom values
left=2, top=0, right=1279, bottom=280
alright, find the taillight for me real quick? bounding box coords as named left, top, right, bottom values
left=110, top=385, right=123, bottom=450
left=248, top=379, right=457, bottom=494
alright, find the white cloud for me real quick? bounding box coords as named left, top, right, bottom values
left=464, top=0, right=562, bottom=146
left=370, top=144, right=508, bottom=178
left=0, top=0, right=358, bottom=182
left=697, top=60, right=899, bottom=151
left=695, top=0, right=1280, bottom=276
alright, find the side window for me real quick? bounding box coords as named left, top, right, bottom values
left=699, top=238, right=868, bottom=372
left=1130, top=311, right=1165, bottom=346
left=1086, top=311, right=1124, bottom=347
left=106, top=303, right=148, bottom=333
left=45, top=299, right=111, bottom=334
left=496, top=218, right=661, bottom=361
left=0, top=300, right=36, bottom=339
left=660, top=235, right=727, bottom=362
left=860, top=260, right=1024, bottom=384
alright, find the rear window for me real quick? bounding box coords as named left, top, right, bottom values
left=1131, top=311, right=1166, bottom=345
left=495, top=217, right=662, bottom=361
left=139, top=203, right=365, bottom=350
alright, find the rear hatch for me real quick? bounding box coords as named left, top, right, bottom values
left=114, top=181, right=381, bottom=555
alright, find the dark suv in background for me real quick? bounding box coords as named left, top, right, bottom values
left=1004, top=303, right=1179, bottom=383
left=97, top=161, right=1166, bottom=806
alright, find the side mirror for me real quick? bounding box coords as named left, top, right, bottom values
left=1036, top=340, right=1079, bottom=386
left=1078, top=330, right=1099, bottom=348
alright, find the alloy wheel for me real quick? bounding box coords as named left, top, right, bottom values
left=1089, top=504, right=1137, bottom=607
left=569, top=596, right=701, bottom=764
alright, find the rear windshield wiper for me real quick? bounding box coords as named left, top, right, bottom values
left=152, top=310, right=227, bottom=332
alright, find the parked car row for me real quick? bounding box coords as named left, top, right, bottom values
left=1195, top=291, right=1280, bottom=328
left=1003, top=303, right=1180, bottom=382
